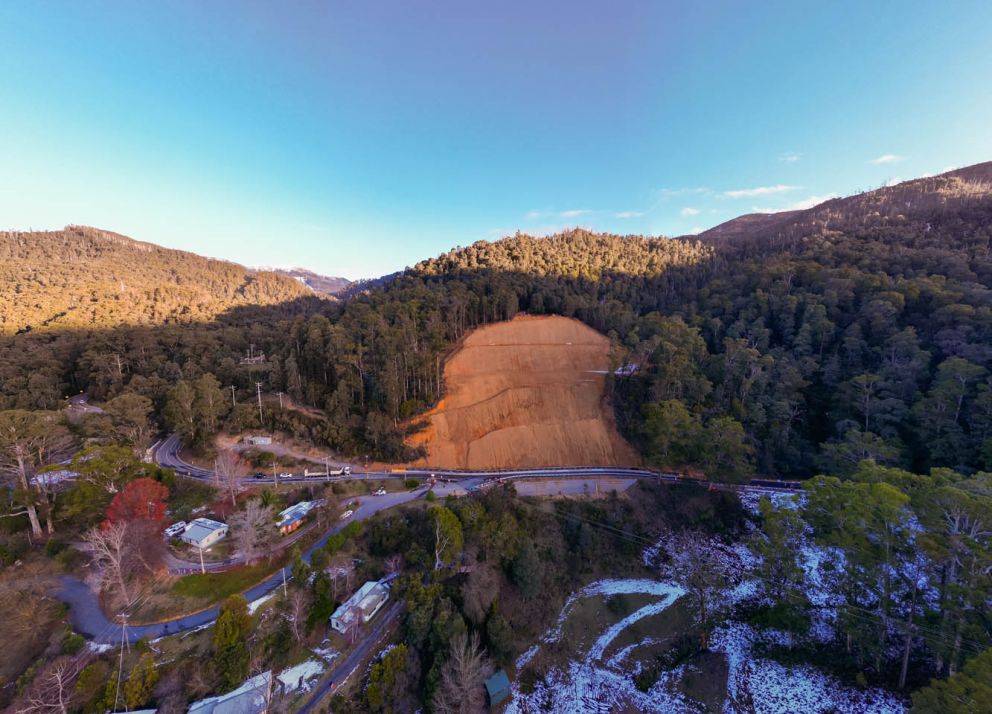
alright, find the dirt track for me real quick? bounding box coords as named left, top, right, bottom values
left=407, top=315, right=639, bottom=469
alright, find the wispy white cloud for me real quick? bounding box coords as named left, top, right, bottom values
left=525, top=208, right=593, bottom=220
left=657, top=187, right=710, bottom=200
left=614, top=210, right=644, bottom=219
left=869, top=154, right=904, bottom=165
left=752, top=192, right=838, bottom=214
left=680, top=207, right=701, bottom=216
left=780, top=152, right=802, bottom=163
left=724, top=184, right=800, bottom=199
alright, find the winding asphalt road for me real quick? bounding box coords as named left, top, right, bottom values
left=59, top=485, right=448, bottom=644
left=57, top=434, right=797, bottom=645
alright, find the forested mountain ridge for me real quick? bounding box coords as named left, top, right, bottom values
left=0, top=225, right=314, bottom=334
left=2, top=163, right=992, bottom=480
left=699, top=162, right=992, bottom=253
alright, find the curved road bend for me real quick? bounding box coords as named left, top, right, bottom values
left=58, top=436, right=795, bottom=643
left=59, top=485, right=445, bottom=644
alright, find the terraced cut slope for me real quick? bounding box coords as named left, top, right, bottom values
left=408, top=314, right=639, bottom=469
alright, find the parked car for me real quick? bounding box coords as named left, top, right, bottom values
left=374, top=488, right=387, bottom=496
left=340, top=509, right=354, bottom=520
left=278, top=472, right=292, bottom=479
left=254, top=472, right=267, bottom=479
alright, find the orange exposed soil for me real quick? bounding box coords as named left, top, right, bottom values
left=406, top=314, right=640, bottom=469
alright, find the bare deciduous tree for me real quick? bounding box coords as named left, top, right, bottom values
left=0, top=410, right=73, bottom=538
left=431, top=633, right=493, bottom=714
left=84, top=521, right=134, bottom=606
left=384, top=553, right=403, bottom=578
left=285, top=588, right=311, bottom=645
left=326, top=555, right=355, bottom=599
left=214, top=450, right=247, bottom=508
left=12, top=655, right=89, bottom=714
left=229, top=499, right=275, bottom=564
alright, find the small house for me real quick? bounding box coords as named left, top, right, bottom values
left=276, top=501, right=316, bottom=535
left=485, top=670, right=511, bottom=707
left=330, top=580, right=390, bottom=634
left=188, top=671, right=271, bottom=714
left=180, top=517, right=229, bottom=550
left=243, top=435, right=272, bottom=446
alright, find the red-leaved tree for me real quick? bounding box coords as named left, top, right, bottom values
left=105, top=477, right=169, bottom=525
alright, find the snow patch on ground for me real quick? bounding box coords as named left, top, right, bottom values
left=516, top=645, right=538, bottom=670
left=87, top=642, right=114, bottom=654
left=712, top=622, right=906, bottom=714
left=505, top=659, right=704, bottom=714
left=588, top=586, right=683, bottom=661
left=738, top=490, right=803, bottom=515
left=508, top=579, right=691, bottom=713
left=311, top=644, right=340, bottom=664
left=277, top=659, right=325, bottom=692
left=248, top=592, right=275, bottom=614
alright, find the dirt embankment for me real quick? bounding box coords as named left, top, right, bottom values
left=407, top=314, right=639, bottom=469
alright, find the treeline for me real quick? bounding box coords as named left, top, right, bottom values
left=749, top=462, right=992, bottom=707
left=3, top=169, right=992, bottom=479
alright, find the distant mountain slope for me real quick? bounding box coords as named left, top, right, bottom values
left=270, top=268, right=351, bottom=296
left=0, top=225, right=314, bottom=333
left=698, top=162, right=992, bottom=249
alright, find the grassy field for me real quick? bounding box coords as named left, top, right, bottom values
left=172, top=563, right=276, bottom=600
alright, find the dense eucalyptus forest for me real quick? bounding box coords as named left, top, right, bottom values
left=4, top=166, right=992, bottom=479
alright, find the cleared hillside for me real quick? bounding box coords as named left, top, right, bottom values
left=407, top=314, right=639, bottom=469
left=0, top=226, right=313, bottom=333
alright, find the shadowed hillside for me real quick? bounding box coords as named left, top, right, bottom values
left=0, top=225, right=315, bottom=334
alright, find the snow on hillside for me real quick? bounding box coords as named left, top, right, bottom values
left=506, top=493, right=911, bottom=713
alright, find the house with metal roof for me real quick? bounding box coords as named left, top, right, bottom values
left=180, top=517, right=229, bottom=550
left=187, top=671, right=271, bottom=714
left=330, top=580, right=390, bottom=634
left=276, top=501, right=316, bottom=535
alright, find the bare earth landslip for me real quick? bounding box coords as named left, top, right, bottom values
left=407, top=314, right=639, bottom=469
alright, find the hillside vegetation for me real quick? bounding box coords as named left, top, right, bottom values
left=0, top=225, right=313, bottom=333
left=2, top=165, right=992, bottom=479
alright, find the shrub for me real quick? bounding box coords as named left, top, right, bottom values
left=62, top=628, right=86, bottom=655
left=404, top=478, right=420, bottom=490
left=425, top=489, right=436, bottom=502
left=45, top=538, right=66, bottom=557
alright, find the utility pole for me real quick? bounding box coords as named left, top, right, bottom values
left=230, top=385, right=236, bottom=408
left=114, top=614, right=129, bottom=714
left=255, top=382, right=264, bottom=425
left=199, top=545, right=206, bottom=575
left=277, top=391, right=284, bottom=409
left=282, top=567, right=288, bottom=597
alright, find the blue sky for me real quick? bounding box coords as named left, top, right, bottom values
left=1, top=1, right=990, bottom=278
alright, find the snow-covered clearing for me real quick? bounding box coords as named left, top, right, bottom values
left=277, top=659, right=325, bottom=692
left=507, top=578, right=692, bottom=713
